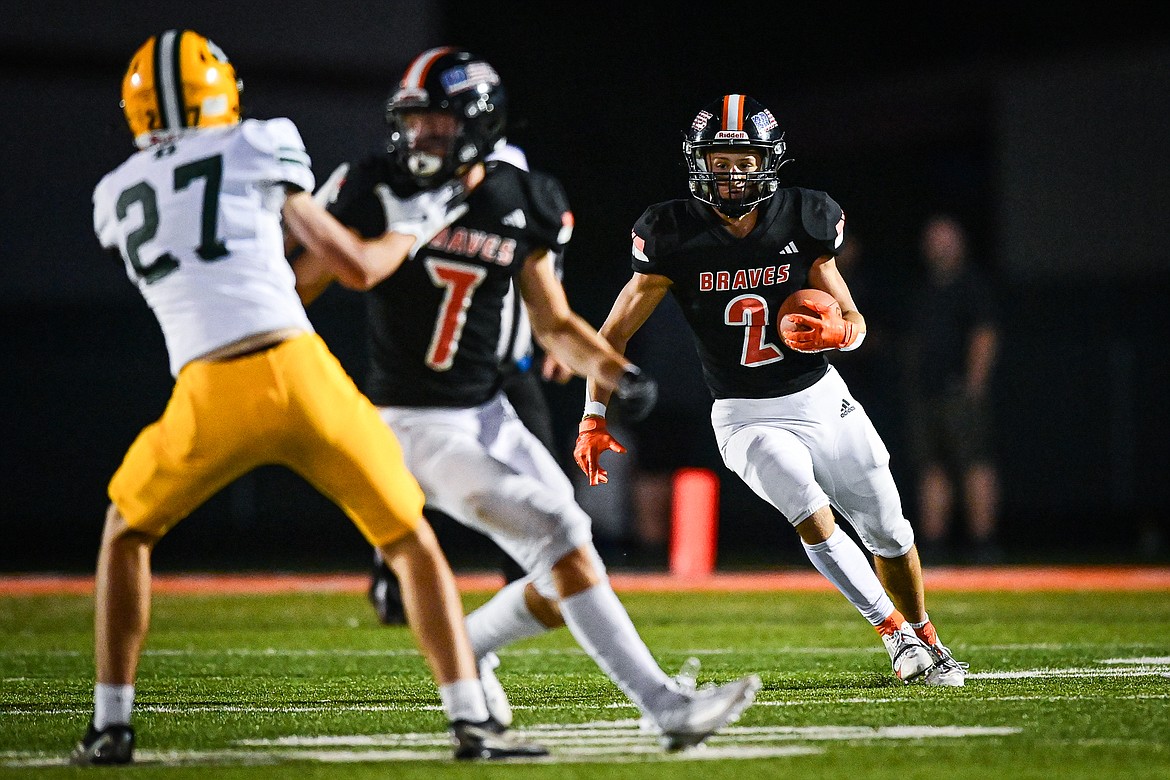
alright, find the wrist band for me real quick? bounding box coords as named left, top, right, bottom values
left=839, top=329, right=866, bottom=352
left=583, top=400, right=607, bottom=418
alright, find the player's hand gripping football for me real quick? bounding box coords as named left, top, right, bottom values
left=574, top=417, right=627, bottom=486
left=780, top=296, right=859, bottom=353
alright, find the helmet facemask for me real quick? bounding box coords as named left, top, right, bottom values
left=685, top=140, right=786, bottom=218
left=392, top=109, right=465, bottom=184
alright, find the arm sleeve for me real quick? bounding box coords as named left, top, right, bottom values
left=966, top=269, right=1002, bottom=329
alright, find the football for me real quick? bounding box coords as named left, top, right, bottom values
left=778, top=288, right=840, bottom=338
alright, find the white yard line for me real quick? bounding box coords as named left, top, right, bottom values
left=757, top=693, right=1170, bottom=706
left=237, top=724, right=1022, bottom=747
left=5, top=723, right=1028, bottom=768
left=9, top=691, right=1169, bottom=720
left=970, top=667, right=1170, bottom=679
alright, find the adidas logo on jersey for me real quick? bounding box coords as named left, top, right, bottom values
left=501, top=209, right=527, bottom=229
left=779, top=241, right=798, bottom=254
left=840, top=398, right=856, bottom=417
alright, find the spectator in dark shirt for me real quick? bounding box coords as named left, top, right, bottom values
left=903, top=214, right=1002, bottom=563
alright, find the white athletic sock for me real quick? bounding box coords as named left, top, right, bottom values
left=464, top=578, right=549, bottom=658
left=559, top=582, right=682, bottom=716
left=438, top=679, right=490, bottom=724
left=93, top=683, right=134, bottom=729
left=803, top=527, right=895, bottom=626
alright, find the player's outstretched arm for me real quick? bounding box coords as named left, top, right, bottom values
left=519, top=251, right=634, bottom=394
left=291, top=249, right=337, bottom=306
left=586, top=272, right=671, bottom=408
left=572, top=271, right=670, bottom=485
left=282, top=190, right=417, bottom=292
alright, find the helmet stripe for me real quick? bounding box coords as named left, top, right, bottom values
left=722, top=94, right=745, bottom=132
left=402, top=46, right=456, bottom=89
left=154, top=29, right=184, bottom=130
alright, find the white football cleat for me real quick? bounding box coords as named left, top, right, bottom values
left=882, top=623, right=935, bottom=683
left=652, top=668, right=761, bottom=752
left=478, top=653, right=513, bottom=727
left=923, top=643, right=969, bottom=687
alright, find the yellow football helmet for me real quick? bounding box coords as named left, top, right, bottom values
left=121, top=29, right=242, bottom=149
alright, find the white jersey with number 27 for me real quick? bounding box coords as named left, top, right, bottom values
left=92, top=118, right=316, bottom=376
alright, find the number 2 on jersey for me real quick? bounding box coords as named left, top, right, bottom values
left=424, top=258, right=487, bottom=370
left=115, top=154, right=227, bottom=283
left=726, top=294, right=784, bottom=366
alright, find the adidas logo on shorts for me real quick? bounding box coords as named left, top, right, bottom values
left=840, top=398, right=855, bottom=417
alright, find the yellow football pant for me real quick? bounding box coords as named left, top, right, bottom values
left=109, top=333, right=424, bottom=547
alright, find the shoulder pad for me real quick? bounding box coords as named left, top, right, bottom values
left=240, top=118, right=314, bottom=194
left=797, top=188, right=845, bottom=250
left=630, top=204, right=671, bottom=272
left=631, top=201, right=685, bottom=251
left=525, top=169, right=574, bottom=248
left=91, top=174, right=119, bottom=250
left=240, top=117, right=304, bottom=155
left=487, top=144, right=530, bottom=171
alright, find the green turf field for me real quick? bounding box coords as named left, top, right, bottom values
left=2, top=586, right=1168, bottom=778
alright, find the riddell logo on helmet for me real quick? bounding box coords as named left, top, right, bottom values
left=715, top=130, right=749, bottom=140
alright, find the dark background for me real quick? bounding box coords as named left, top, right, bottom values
left=2, top=3, right=1168, bottom=573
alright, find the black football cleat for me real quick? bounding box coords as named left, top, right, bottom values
left=367, top=553, right=407, bottom=626
left=449, top=717, right=548, bottom=760
left=69, top=722, right=134, bottom=765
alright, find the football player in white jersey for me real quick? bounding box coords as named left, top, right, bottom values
left=292, top=48, right=760, bottom=752
left=72, top=29, right=546, bottom=765
left=575, top=94, right=968, bottom=687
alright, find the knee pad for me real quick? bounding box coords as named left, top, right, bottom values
left=846, top=509, right=915, bottom=558
left=465, top=475, right=594, bottom=578
left=528, top=542, right=609, bottom=602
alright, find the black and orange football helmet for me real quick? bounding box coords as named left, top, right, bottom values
left=684, top=94, right=788, bottom=218
left=385, top=47, right=507, bottom=189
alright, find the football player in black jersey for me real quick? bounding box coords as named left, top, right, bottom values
left=364, top=146, right=565, bottom=629
left=322, top=149, right=565, bottom=707
left=292, top=48, right=759, bottom=751
left=575, top=94, right=968, bottom=687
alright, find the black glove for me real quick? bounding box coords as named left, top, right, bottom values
left=613, top=366, right=658, bottom=422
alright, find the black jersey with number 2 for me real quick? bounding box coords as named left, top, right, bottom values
left=631, top=187, right=844, bottom=400
left=329, top=157, right=572, bottom=407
